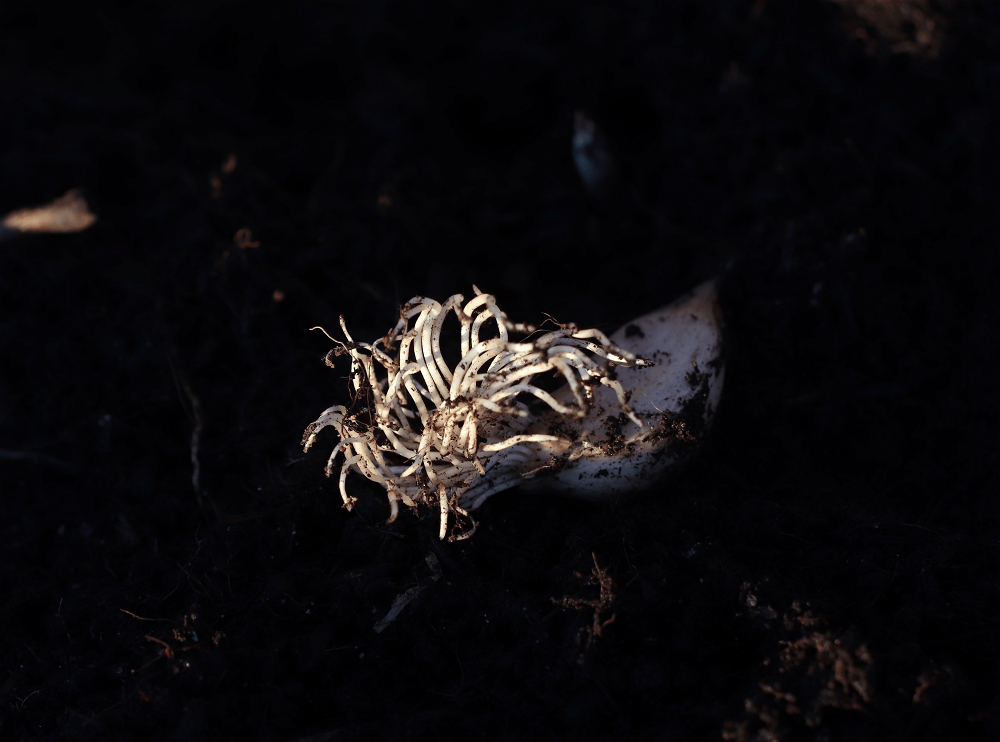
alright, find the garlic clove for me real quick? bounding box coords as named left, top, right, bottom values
left=518, top=280, right=724, bottom=501
left=308, top=280, right=724, bottom=525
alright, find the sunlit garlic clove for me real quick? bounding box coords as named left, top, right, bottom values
left=303, top=282, right=723, bottom=538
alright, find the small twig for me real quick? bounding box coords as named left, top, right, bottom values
left=15, top=690, right=40, bottom=709
left=0, top=448, right=71, bottom=471
left=119, top=609, right=171, bottom=622
left=166, top=356, right=205, bottom=509
left=233, top=227, right=261, bottom=249
left=144, top=635, right=174, bottom=660
left=373, top=553, right=442, bottom=633
left=551, top=553, right=618, bottom=665
left=162, top=536, right=203, bottom=601
left=56, top=598, right=71, bottom=641
left=181, top=377, right=204, bottom=508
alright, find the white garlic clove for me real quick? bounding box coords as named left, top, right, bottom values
left=517, top=280, right=725, bottom=501
left=307, top=280, right=723, bottom=527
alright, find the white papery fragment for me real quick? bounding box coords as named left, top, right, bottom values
left=0, top=188, right=97, bottom=242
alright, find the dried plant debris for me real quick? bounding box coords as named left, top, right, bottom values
left=912, top=664, right=954, bottom=706
left=829, top=0, right=950, bottom=58
left=551, top=552, right=618, bottom=666
left=373, top=552, right=442, bottom=634
left=123, top=611, right=226, bottom=680
left=723, top=584, right=874, bottom=741
left=0, top=188, right=97, bottom=240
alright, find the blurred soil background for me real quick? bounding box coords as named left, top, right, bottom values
left=0, top=1, right=998, bottom=740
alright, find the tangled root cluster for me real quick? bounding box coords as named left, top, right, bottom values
left=303, top=287, right=650, bottom=540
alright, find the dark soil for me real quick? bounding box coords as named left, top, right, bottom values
left=1, top=1, right=998, bottom=740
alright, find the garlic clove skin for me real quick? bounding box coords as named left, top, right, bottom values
left=517, top=280, right=725, bottom=501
